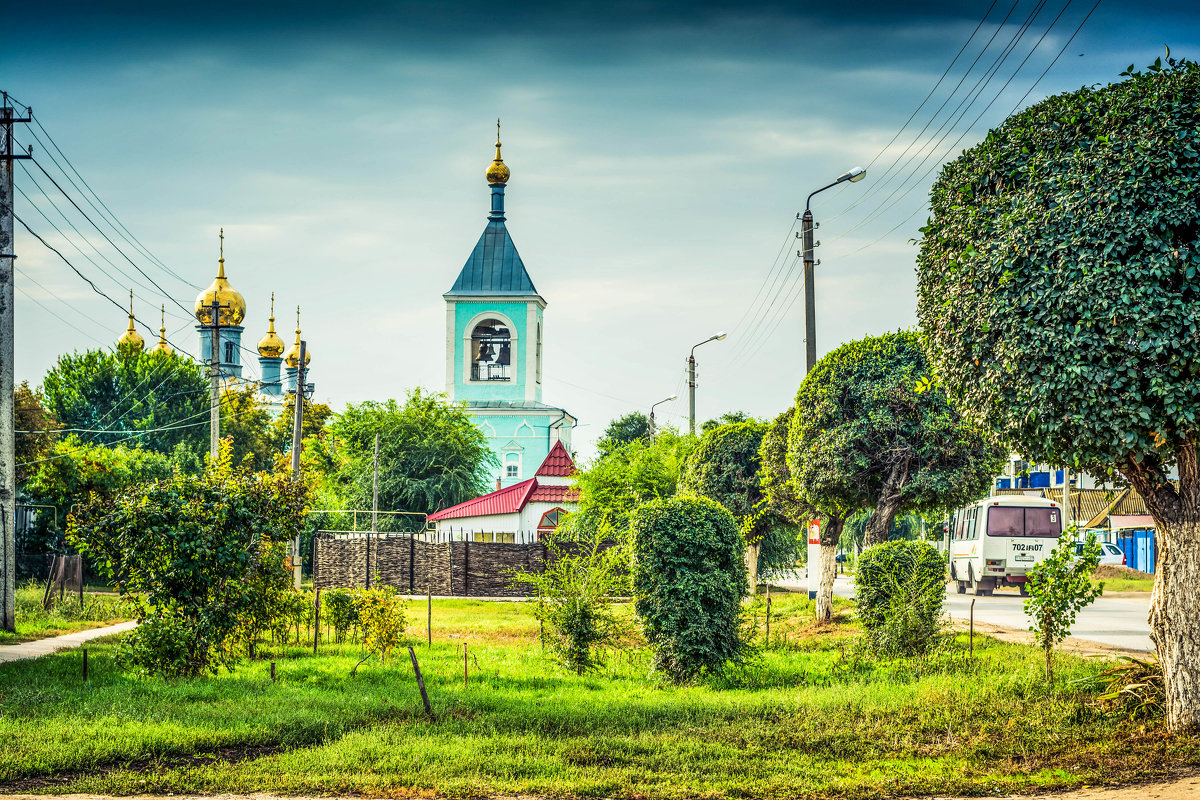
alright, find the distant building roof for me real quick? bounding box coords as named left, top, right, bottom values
left=529, top=484, right=579, bottom=504
left=428, top=479, right=538, bottom=521
left=534, top=441, right=575, bottom=477
left=447, top=220, right=539, bottom=297
left=467, top=400, right=569, bottom=411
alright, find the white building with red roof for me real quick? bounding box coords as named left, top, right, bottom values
left=427, top=441, right=579, bottom=542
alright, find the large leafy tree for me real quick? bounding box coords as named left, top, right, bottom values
left=41, top=349, right=208, bottom=457
left=915, top=57, right=1200, bottom=730
left=680, top=420, right=799, bottom=583
left=14, top=381, right=59, bottom=486
left=597, top=411, right=651, bottom=456
left=330, top=390, right=495, bottom=517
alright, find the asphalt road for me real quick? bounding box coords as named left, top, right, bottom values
left=780, top=573, right=1155, bottom=653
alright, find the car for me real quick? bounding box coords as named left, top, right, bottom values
left=1072, top=540, right=1126, bottom=567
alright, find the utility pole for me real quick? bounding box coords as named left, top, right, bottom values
left=204, top=298, right=227, bottom=462
left=1063, top=466, right=1073, bottom=536
left=290, top=341, right=306, bottom=589
left=800, top=209, right=817, bottom=373
left=687, top=355, right=696, bottom=436
left=0, top=94, right=31, bottom=634
left=368, top=432, right=379, bottom=590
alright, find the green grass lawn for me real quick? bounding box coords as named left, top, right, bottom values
left=0, top=594, right=1192, bottom=799
left=1098, top=578, right=1156, bottom=593
left=0, top=581, right=129, bottom=644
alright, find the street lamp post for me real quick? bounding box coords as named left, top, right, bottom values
left=801, top=166, right=866, bottom=374
left=687, top=332, right=727, bottom=435
left=648, top=394, right=678, bottom=441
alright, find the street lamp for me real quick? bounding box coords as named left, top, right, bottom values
left=648, top=394, right=678, bottom=440
left=688, top=332, right=727, bottom=435
left=801, top=166, right=866, bottom=374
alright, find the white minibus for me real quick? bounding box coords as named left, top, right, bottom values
left=948, top=495, right=1062, bottom=596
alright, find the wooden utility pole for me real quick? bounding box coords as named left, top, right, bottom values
left=290, top=341, right=306, bottom=589
left=368, top=432, right=379, bottom=589
left=0, top=95, right=31, bottom=633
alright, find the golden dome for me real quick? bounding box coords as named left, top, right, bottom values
left=153, top=304, right=172, bottom=354
left=258, top=292, right=286, bottom=358
left=117, top=290, right=145, bottom=352
left=194, top=228, right=246, bottom=327
left=485, top=118, right=510, bottom=185
left=284, top=306, right=312, bottom=369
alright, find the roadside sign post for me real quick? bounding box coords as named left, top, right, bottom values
left=807, top=519, right=821, bottom=601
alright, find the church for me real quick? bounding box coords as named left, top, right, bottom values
left=442, top=128, right=576, bottom=489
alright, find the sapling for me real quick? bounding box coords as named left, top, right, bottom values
left=1024, top=532, right=1103, bottom=680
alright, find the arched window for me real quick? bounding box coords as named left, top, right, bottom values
left=470, top=318, right=511, bottom=382
left=224, top=341, right=236, bottom=364
left=505, top=451, right=521, bottom=480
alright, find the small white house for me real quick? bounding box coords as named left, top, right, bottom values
left=427, top=441, right=578, bottom=542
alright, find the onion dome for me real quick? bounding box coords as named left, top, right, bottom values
left=257, top=292, right=286, bottom=358
left=194, top=228, right=246, bottom=327
left=485, top=118, right=510, bottom=185
left=117, top=290, right=145, bottom=352
left=284, top=306, right=312, bottom=368
left=153, top=304, right=172, bottom=354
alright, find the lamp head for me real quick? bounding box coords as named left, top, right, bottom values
left=667, top=394, right=678, bottom=401
left=713, top=331, right=728, bottom=341
left=837, top=166, right=867, bottom=183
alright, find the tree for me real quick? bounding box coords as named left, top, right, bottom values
left=66, top=441, right=308, bottom=677
left=915, top=56, right=1200, bottom=729
left=789, top=331, right=1002, bottom=548
left=41, top=348, right=208, bottom=457
left=330, top=390, right=495, bottom=517
left=680, top=420, right=799, bottom=586
left=597, top=412, right=651, bottom=456
left=14, top=381, right=59, bottom=486
left=1024, top=535, right=1103, bottom=681
left=701, top=410, right=750, bottom=434
left=220, top=386, right=277, bottom=472
left=631, top=496, right=748, bottom=681
left=569, top=429, right=694, bottom=538
left=270, top=392, right=335, bottom=455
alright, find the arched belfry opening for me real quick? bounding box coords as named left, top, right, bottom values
left=470, top=318, right=512, bottom=382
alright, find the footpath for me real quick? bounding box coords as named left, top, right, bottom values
left=0, top=621, right=136, bottom=664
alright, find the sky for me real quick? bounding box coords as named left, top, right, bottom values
left=5, top=0, right=1200, bottom=461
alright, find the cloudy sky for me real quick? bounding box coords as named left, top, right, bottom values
left=6, top=0, right=1200, bottom=459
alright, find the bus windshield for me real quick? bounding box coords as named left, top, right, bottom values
left=987, top=506, right=1061, bottom=537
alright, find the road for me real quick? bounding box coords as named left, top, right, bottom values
left=779, top=574, right=1154, bottom=653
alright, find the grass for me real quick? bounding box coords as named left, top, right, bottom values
left=0, top=581, right=130, bottom=644
left=1098, top=578, right=1156, bottom=593
left=0, top=593, right=1194, bottom=799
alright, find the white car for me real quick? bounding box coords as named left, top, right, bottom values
left=1072, top=540, right=1126, bottom=567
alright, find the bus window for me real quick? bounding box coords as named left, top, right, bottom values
left=955, top=511, right=966, bottom=540
left=1025, top=507, right=1061, bottom=537
left=987, top=506, right=1023, bottom=536
left=966, top=508, right=977, bottom=540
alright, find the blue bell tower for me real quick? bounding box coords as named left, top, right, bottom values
left=444, top=123, right=575, bottom=488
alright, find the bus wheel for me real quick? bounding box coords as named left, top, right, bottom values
left=956, top=580, right=966, bottom=594
left=1019, top=583, right=1030, bottom=597
left=970, top=568, right=988, bottom=597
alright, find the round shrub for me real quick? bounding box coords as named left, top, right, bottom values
left=855, top=540, right=946, bottom=657
left=631, top=495, right=749, bottom=681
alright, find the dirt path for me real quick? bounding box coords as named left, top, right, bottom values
left=7, top=776, right=1200, bottom=800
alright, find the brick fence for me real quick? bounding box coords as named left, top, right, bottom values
left=312, top=532, right=550, bottom=597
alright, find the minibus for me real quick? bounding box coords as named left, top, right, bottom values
left=948, top=495, right=1062, bottom=596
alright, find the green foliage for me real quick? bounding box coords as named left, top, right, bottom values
left=700, top=410, right=751, bottom=434
left=219, top=386, right=279, bottom=472
left=785, top=331, right=1003, bottom=545
left=915, top=58, right=1200, bottom=486
left=631, top=495, right=748, bottom=681
left=329, top=390, right=495, bottom=516
left=41, top=348, right=208, bottom=458
left=855, top=540, right=947, bottom=657
left=570, top=429, right=694, bottom=538
left=351, top=586, right=406, bottom=671
left=509, top=527, right=631, bottom=675
left=840, top=510, right=927, bottom=552
left=323, top=588, right=358, bottom=643
left=759, top=408, right=810, bottom=525
left=1024, top=534, right=1104, bottom=681
left=66, top=441, right=310, bottom=678
left=597, top=411, right=651, bottom=456
left=14, top=381, right=59, bottom=486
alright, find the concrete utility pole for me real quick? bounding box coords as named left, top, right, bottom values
left=204, top=298, right=226, bottom=462
left=0, top=95, right=31, bottom=634
left=368, top=432, right=379, bottom=589
left=687, top=333, right=727, bottom=435
left=290, top=341, right=306, bottom=589
left=1063, top=466, right=1073, bottom=535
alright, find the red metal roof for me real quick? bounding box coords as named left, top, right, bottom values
left=535, top=441, right=576, bottom=477
left=529, top=484, right=579, bottom=503
left=427, top=479, right=538, bottom=521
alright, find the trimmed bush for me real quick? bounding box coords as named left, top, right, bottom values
left=855, top=540, right=945, bottom=657
left=631, top=495, right=749, bottom=681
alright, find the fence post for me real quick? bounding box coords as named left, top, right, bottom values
left=464, top=537, right=470, bottom=597
left=408, top=645, right=433, bottom=717
left=313, top=589, right=321, bottom=654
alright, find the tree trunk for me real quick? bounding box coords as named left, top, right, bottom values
left=815, top=517, right=843, bottom=622
left=1148, top=518, right=1200, bottom=731
left=745, top=542, right=760, bottom=594
left=863, top=459, right=910, bottom=547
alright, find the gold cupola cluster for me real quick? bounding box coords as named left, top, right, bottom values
left=117, top=290, right=145, bottom=352
left=257, top=293, right=286, bottom=358
left=485, top=118, right=510, bottom=185
left=284, top=306, right=312, bottom=368
left=194, top=228, right=246, bottom=327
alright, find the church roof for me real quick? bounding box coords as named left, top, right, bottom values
left=447, top=220, right=539, bottom=296
left=428, top=479, right=538, bottom=521
left=535, top=441, right=575, bottom=477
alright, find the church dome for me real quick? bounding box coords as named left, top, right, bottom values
left=284, top=306, right=312, bottom=368
left=153, top=305, right=172, bottom=354
left=257, top=293, right=286, bottom=358
left=117, top=291, right=145, bottom=352
left=485, top=121, right=510, bottom=185
left=194, top=229, right=246, bottom=327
